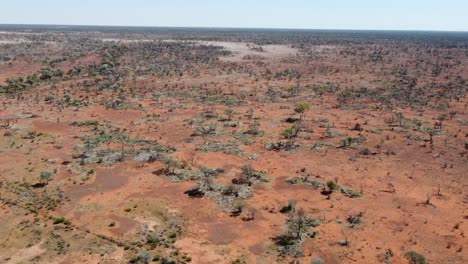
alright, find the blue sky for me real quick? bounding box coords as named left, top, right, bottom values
left=1, top=0, right=467, bottom=31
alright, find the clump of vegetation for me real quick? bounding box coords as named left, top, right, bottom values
left=273, top=208, right=320, bottom=257
left=53, top=216, right=71, bottom=225
left=130, top=250, right=153, bottom=264
left=280, top=199, right=297, bottom=214
left=341, top=186, right=362, bottom=198
left=39, top=171, right=54, bottom=185
left=192, top=122, right=217, bottom=144
left=197, top=141, right=253, bottom=158
left=77, top=128, right=174, bottom=166
left=244, top=120, right=263, bottom=136
left=404, top=251, right=427, bottom=264
left=184, top=165, right=254, bottom=214
left=281, top=125, right=300, bottom=140
left=294, top=103, right=310, bottom=121
left=71, top=120, right=99, bottom=127
left=44, top=232, right=70, bottom=255
left=311, top=258, right=324, bottom=264
left=286, top=177, right=325, bottom=189
left=340, top=136, right=366, bottom=148
left=161, top=156, right=181, bottom=175
left=347, top=212, right=364, bottom=227
left=3, top=181, right=64, bottom=211
left=326, top=180, right=338, bottom=192
left=232, top=163, right=268, bottom=186
left=287, top=177, right=361, bottom=198
left=267, top=125, right=300, bottom=151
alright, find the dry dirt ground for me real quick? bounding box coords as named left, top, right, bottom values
left=0, top=28, right=467, bottom=264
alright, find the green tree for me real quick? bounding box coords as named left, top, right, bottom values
left=294, top=103, right=310, bottom=121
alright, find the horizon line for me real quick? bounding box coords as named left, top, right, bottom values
left=0, top=23, right=467, bottom=33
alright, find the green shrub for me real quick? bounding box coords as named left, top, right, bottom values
left=327, top=180, right=338, bottom=191
left=311, top=258, right=324, bottom=264
left=404, top=251, right=427, bottom=264
left=40, top=171, right=53, bottom=183
left=53, top=217, right=66, bottom=224
left=281, top=126, right=299, bottom=139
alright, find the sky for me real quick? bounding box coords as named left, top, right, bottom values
left=1, top=0, right=467, bottom=31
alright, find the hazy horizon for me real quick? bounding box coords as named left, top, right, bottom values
left=1, top=0, right=467, bottom=32
left=1, top=23, right=468, bottom=33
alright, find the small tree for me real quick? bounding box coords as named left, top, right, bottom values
left=245, top=120, right=262, bottom=135
left=274, top=207, right=320, bottom=256
left=99, top=133, right=114, bottom=155
left=294, top=103, right=310, bottom=121
left=280, top=126, right=299, bottom=149
left=235, top=163, right=262, bottom=185
left=287, top=208, right=319, bottom=240
left=161, top=156, right=180, bottom=175
left=194, top=122, right=217, bottom=145
left=114, top=131, right=129, bottom=160
left=426, top=127, right=437, bottom=145
left=394, top=112, right=404, bottom=126
left=40, top=171, right=53, bottom=184
left=281, top=126, right=299, bottom=139
left=326, top=180, right=338, bottom=192
left=200, top=174, right=215, bottom=191
left=224, top=108, right=234, bottom=121
left=241, top=163, right=254, bottom=177
left=134, top=250, right=153, bottom=264
left=245, top=108, right=254, bottom=122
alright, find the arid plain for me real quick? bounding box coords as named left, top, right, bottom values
left=0, top=26, right=467, bottom=264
